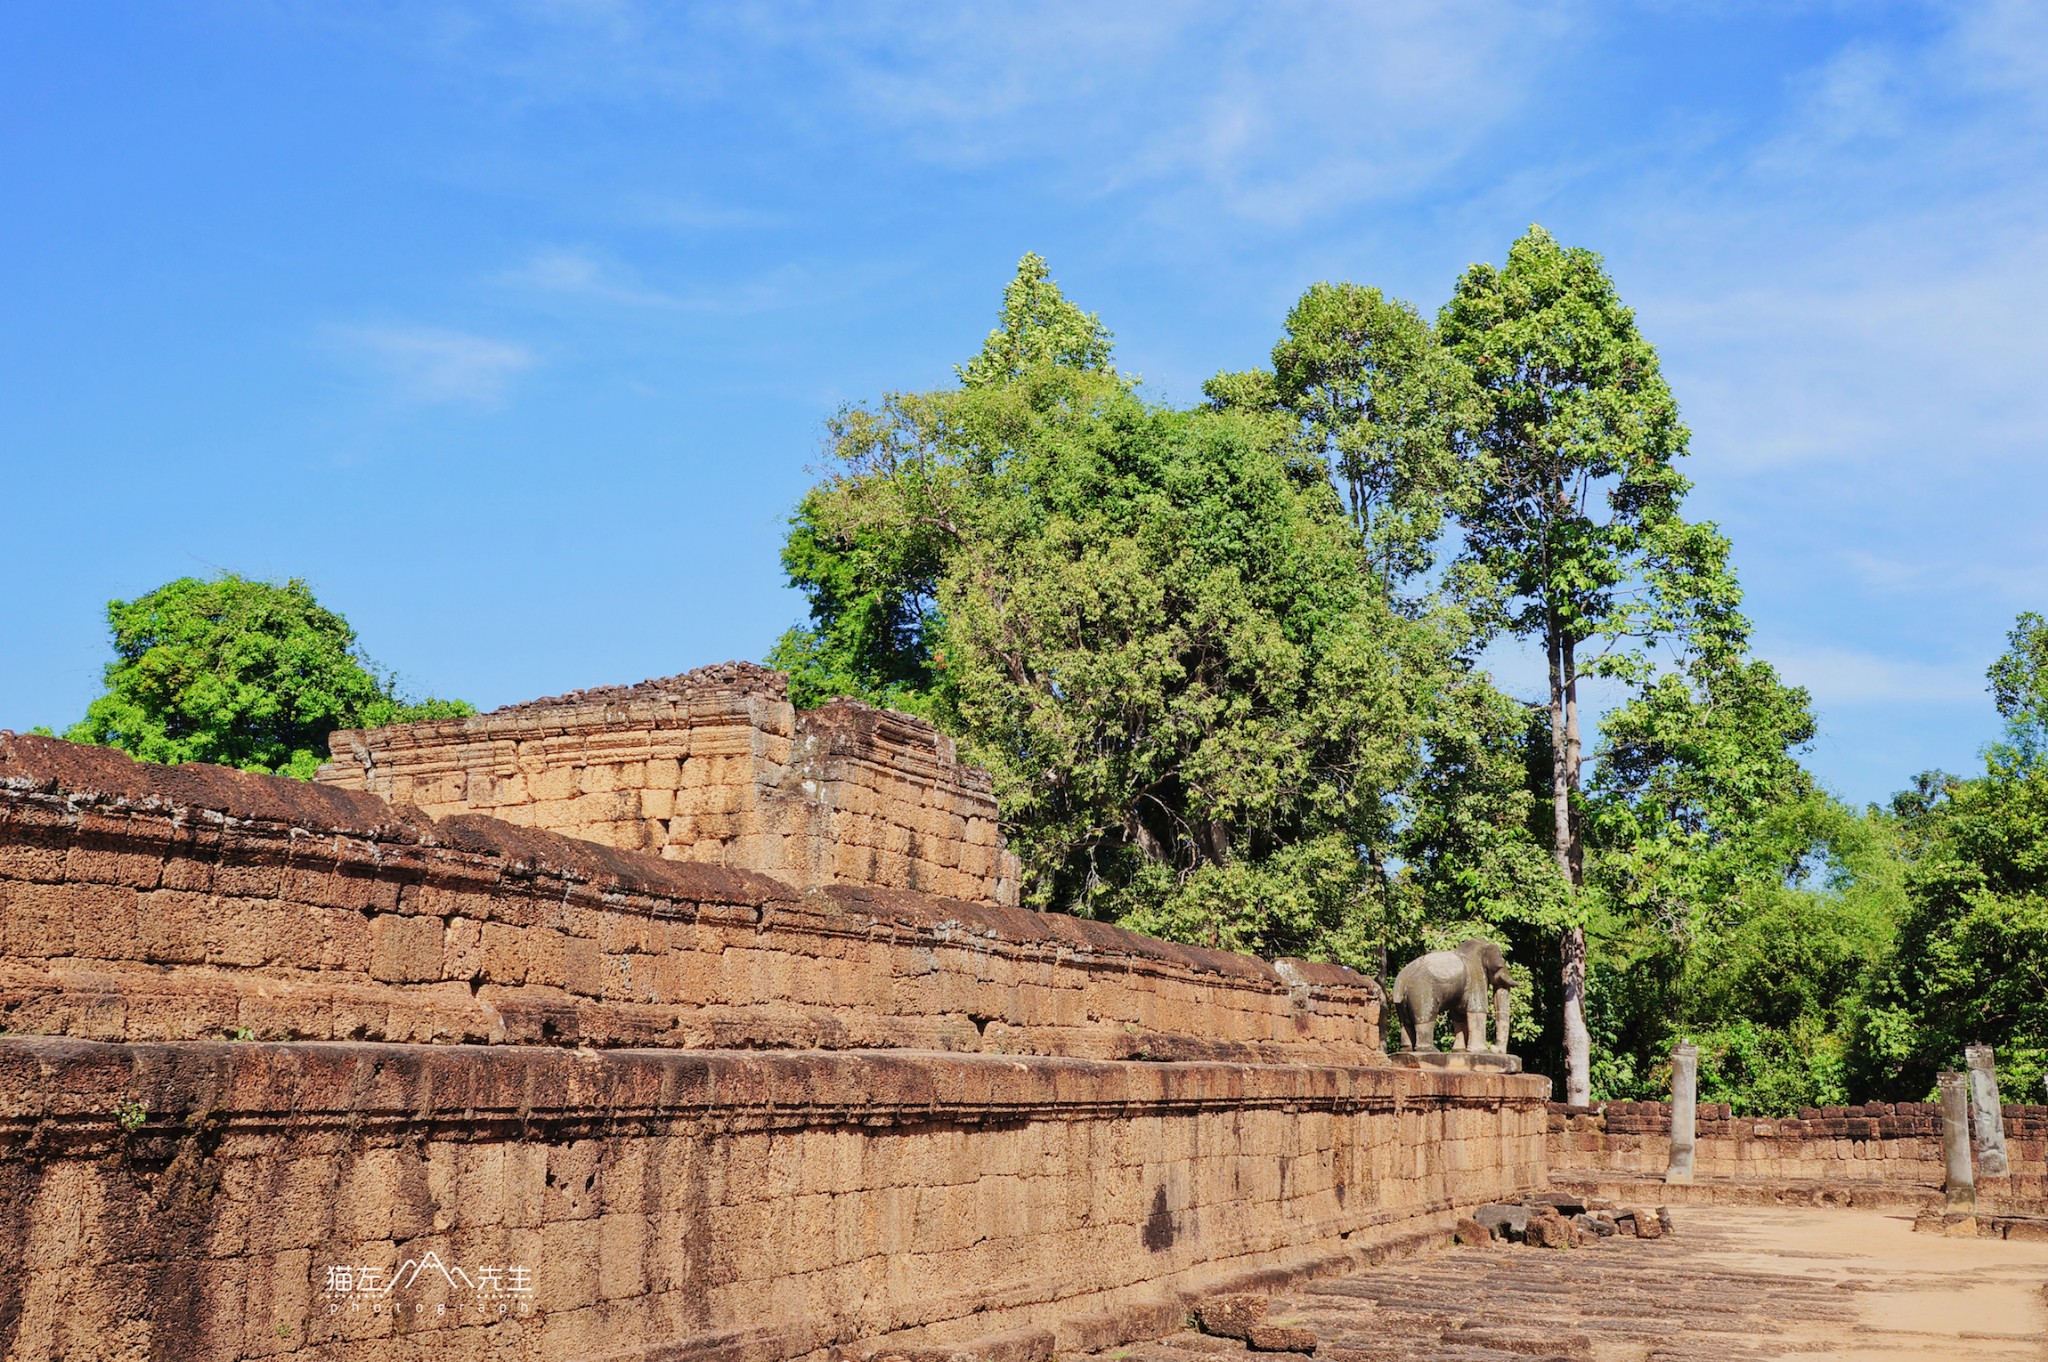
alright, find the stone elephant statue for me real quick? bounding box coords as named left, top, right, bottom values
left=1391, top=939, right=1512, bottom=1054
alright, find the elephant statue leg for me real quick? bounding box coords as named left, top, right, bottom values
left=1409, top=995, right=1436, bottom=1051
left=1460, top=992, right=1488, bottom=1052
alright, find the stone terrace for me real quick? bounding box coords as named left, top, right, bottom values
left=1087, top=1204, right=2048, bottom=1361
left=0, top=732, right=1381, bottom=1062
left=0, top=722, right=1555, bottom=1362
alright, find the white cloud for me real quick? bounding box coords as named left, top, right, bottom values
left=1839, top=550, right=2048, bottom=606
left=340, top=1, right=1564, bottom=230
left=493, top=246, right=898, bottom=318
left=798, top=2, right=1566, bottom=228
left=339, top=325, right=537, bottom=406
left=1770, top=645, right=1987, bottom=708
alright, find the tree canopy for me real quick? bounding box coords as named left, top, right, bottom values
left=65, top=573, right=473, bottom=779
left=774, top=256, right=1446, bottom=960
left=1854, top=616, right=2048, bottom=1101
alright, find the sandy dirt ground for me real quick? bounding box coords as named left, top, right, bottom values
left=1671, top=1205, right=2048, bottom=1359
left=1084, top=1204, right=2048, bottom=1361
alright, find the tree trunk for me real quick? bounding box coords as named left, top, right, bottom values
left=1560, top=922, right=1589, bottom=1103
left=1550, top=626, right=1591, bottom=1105
left=1547, top=617, right=1572, bottom=877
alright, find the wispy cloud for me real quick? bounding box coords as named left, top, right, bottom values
left=494, top=246, right=891, bottom=317
left=1839, top=550, right=2048, bottom=606
left=1619, top=8, right=2048, bottom=479
left=337, top=325, right=536, bottom=406
left=1771, top=645, right=1988, bottom=708
left=335, top=2, right=1565, bottom=231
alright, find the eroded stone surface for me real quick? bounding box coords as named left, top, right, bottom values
left=1086, top=1205, right=2048, bottom=1362
left=317, top=663, right=1023, bottom=906
left=0, top=731, right=1384, bottom=1062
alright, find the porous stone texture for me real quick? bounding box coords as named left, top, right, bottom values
left=0, top=1039, right=1548, bottom=1362
left=0, top=733, right=1381, bottom=1062
left=1548, top=1098, right=2048, bottom=1215
left=317, top=664, right=1022, bottom=908
left=0, top=730, right=1554, bottom=1361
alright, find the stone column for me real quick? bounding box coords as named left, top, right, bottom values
left=1964, top=1044, right=2010, bottom=1177
left=1666, top=1043, right=1698, bottom=1185
left=1938, top=1070, right=1974, bottom=1211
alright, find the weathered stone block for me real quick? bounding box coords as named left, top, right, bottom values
left=369, top=914, right=444, bottom=984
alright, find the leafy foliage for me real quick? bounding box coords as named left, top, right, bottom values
left=767, top=243, right=2042, bottom=1113
left=1211, top=282, right=1479, bottom=597
left=771, top=255, right=1124, bottom=717
left=772, top=256, right=1460, bottom=960
left=1988, top=610, right=2048, bottom=761
left=1854, top=616, right=2048, bottom=1102
left=1437, top=224, right=1746, bottom=1104
left=1438, top=226, right=1744, bottom=679
left=65, top=574, right=472, bottom=779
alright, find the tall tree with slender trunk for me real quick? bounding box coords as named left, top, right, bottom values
left=1439, top=226, right=1742, bottom=1103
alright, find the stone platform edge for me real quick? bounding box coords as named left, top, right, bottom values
left=0, top=1038, right=1550, bottom=1362
left=0, top=731, right=1382, bottom=1063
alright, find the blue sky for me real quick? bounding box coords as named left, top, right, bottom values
left=3, top=1, right=2043, bottom=806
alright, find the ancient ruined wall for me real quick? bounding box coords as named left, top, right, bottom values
left=317, top=664, right=1020, bottom=908
left=0, top=1040, right=1547, bottom=1362
left=0, top=734, right=1377, bottom=1062
left=1550, top=1099, right=2048, bottom=1197
left=0, top=732, right=1553, bottom=1362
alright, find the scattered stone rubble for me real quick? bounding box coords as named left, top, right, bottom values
left=1456, top=1190, right=1673, bottom=1249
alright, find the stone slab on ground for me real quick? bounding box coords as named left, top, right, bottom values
left=1073, top=1204, right=2048, bottom=1361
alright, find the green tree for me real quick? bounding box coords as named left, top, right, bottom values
left=66, top=574, right=472, bottom=779
left=1589, top=655, right=1820, bottom=932
left=773, top=255, right=1445, bottom=959
left=1438, top=225, right=1743, bottom=1103
left=770, top=254, right=1123, bottom=714
left=1582, top=652, right=1902, bottom=1110
left=1988, top=610, right=2048, bottom=761
left=1211, top=282, right=1478, bottom=599
left=955, top=251, right=1117, bottom=389
left=1858, top=614, right=2048, bottom=1100
left=936, top=386, right=1426, bottom=957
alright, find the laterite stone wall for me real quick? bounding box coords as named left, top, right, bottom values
left=0, top=734, right=1378, bottom=1063
left=0, top=726, right=1552, bottom=1362
left=1549, top=1099, right=2048, bottom=1207
left=317, top=663, right=1021, bottom=908
left=0, top=1040, right=1547, bottom=1362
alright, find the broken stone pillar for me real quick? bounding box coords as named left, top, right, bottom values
left=1964, top=1044, right=2010, bottom=1177
left=1666, top=1042, right=1698, bottom=1185
left=1938, top=1070, right=1974, bottom=1211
